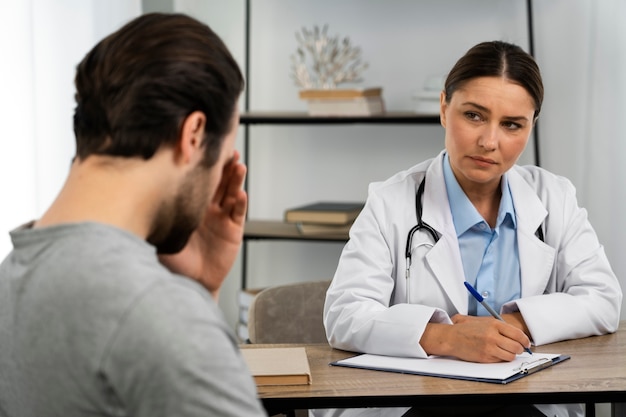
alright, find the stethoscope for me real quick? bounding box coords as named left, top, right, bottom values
left=403, top=175, right=546, bottom=304
left=404, top=176, right=439, bottom=299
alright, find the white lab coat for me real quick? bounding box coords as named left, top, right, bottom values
left=319, top=151, right=622, bottom=417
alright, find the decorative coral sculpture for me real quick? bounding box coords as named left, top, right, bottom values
left=291, top=24, right=369, bottom=89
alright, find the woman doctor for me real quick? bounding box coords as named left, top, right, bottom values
left=321, top=41, right=622, bottom=417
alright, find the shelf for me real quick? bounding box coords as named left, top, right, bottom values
left=239, top=1, right=538, bottom=292
left=244, top=220, right=349, bottom=242
left=240, top=111, right=440, bottom=125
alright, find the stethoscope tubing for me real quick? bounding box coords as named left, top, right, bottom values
left=405, top=176, right=440, bottom=264
left=403, top=175, right=545, bottom=304
left=405, top=176, right=440, bottom=303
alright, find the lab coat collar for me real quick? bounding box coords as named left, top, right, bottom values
left=418, top=151, right=555, bottom=312
left=507, top=167, right=555, bottom=297
left=421, top=151, right=452, bottom=233
left=421, top=152, right=468, bottom=314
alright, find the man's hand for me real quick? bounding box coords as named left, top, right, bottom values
left=159, top=151, right=247, bottom=299
left=420, top=314, right=532, bottom=363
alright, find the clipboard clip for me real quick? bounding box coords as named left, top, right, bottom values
left=515, top=357, right=552, bottom=375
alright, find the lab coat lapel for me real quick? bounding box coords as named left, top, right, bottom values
left=508, top=168, right=556, bottom=297
left=420, top=153, right=469, bottom=314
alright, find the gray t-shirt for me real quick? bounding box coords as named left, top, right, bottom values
left=0, top=222, right=267, bottom=417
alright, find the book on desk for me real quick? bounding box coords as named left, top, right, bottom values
left=241, top=347, right=312, bottom=386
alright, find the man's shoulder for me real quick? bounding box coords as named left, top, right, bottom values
left=101, top=274, right=249, bottom=404
left=5, top=220, right=223, bottom=351
left=17, top=221, right=168, bottom=285
left=122, top=274, right=221, bottom=329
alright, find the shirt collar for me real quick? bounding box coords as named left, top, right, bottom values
left=498, top=177, right=516, bottom=229
left=442, top=153, right=516, bottom=237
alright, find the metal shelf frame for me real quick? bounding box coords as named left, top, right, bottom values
left=239, top=0, right=537, bottom=289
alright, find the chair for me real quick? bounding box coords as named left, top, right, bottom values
left=247, top=279, right=331, bottom=345
left=247, top=280, right=331, bottom=417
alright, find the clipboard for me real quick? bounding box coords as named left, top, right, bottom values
left=331, top=352, right=570, bottom=384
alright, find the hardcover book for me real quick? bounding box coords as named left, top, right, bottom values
left=306, top=97, right=385, bottom=116
left=285, top=201, right=364, bottom=225
left=241, top=347, right=312, bottom=386
left=296, top=222, right=353, bottom=235
left=299, top=88, right=385, bottom=116
left=299, top=87, right=382, bottom=100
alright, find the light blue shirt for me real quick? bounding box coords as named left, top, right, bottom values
left=442, top=154, right=521, bottom=316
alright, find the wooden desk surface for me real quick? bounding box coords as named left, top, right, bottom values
left=241, top=323, right=626, bottom=413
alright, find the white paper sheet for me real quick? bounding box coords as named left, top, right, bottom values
left=333, top=352, right=565, bottom=383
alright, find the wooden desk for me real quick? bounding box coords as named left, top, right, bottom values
left=242, top=324, right=626, bottom=416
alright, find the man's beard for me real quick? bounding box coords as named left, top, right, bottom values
left=148, top=165, right=209, bottom=254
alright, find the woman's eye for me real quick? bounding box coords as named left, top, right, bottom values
left=465, top=111, right=481, bottom=121
left=503, top=121, right=523, bottom=130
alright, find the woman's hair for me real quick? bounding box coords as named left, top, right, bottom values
left=444, top=41, right=543, bottom=119
left=73, top=13, right=244, bottom=167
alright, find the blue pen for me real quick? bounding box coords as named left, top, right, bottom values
left=463, top=281, right=533, bottom=355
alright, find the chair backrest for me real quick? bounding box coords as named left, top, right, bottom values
left=247, top=280, right=331, bottom=344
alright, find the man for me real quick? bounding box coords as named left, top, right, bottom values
left=0, top=13, right=267, bottom=417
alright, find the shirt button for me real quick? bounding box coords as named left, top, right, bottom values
left=482, top=291, right=490, bottom=299
left=479, top=224, right=487, bottom=230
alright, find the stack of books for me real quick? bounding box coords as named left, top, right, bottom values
left=299, top=87, right=385, bottom=116
left=237, top=287, right=265, bottom=342
left=284, top=201, right=364, bottom=235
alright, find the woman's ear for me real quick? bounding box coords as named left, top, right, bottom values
left=439, top=91, right=448, bottom=128
left=178, top=111, right=206, bottom=165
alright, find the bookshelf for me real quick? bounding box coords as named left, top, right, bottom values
left=236, top=1, right=538, bottom=333
left=240, top=112, right=440, bottom=125
left=237, top=114, right=440, bottom=342
left=244, top=220, right=348, bottom=241
left=239, top=113, right=442, bottom=289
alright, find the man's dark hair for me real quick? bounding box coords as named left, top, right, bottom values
left=73, top=13, right=244, bottom=167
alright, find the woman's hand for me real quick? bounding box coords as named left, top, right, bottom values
left=159, top=151, right=247, bottom=300
left=420, top=314, right=532, bottom=363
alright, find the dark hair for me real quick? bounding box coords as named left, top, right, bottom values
left=444, top=41, right=543, bottom=119
left=73, top=13, right=244, bottom=166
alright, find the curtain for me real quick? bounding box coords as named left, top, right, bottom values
left=535, top=0, right=626, bottom=319
left=0, top=0, right=140, bottom=258
left=581, top=1, right=626, bottom=316
left=0, top=1, right=37, bottom=257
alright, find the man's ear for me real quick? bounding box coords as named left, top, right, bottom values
left=178, top=111, right=206, bottom=165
